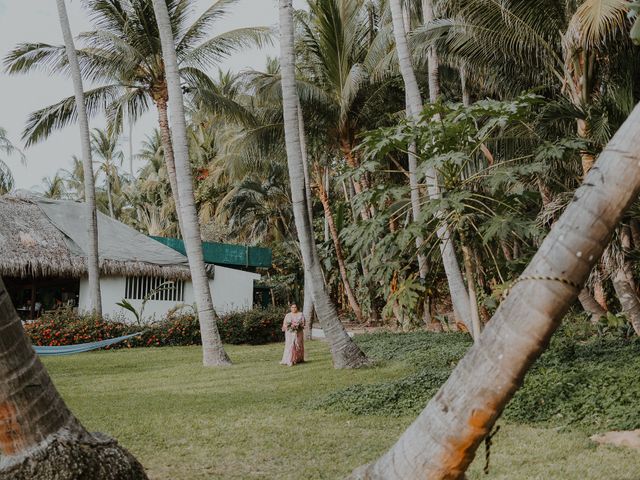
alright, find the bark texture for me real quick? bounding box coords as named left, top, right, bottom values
left=151, top=0, right=230, bottom=366
left=350, top=103, right=640, bottom=479
left=279, top=0, right=368, bottom=368
left=0, top=279, right=146, bottom=480
left=155, top=95, right=182, bottom=224
left=578, top=288, right=606, bottom=324
left=298, top=99, right=315, bottom=336
left=56, top=0, right=101, bottom=315
left=612, top=267, right=640, bottom=336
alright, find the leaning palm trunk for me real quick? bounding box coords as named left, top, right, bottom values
left=0, top=279, right=147, bottom=479
left=298, top=99, right=315, bottom=336
left=279, top=0, right=368, bottom=368
left=316, top=169, right=364, bottom=322
left=389, top=0, right=472, bottom=331
left=57, top=0, right=101, bottom=315
left=151, top=0, right=230, bottom=366
left=350, top=103, right=640, bottom=479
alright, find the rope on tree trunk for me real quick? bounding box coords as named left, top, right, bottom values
left=484, top=424, right=501, bottom=475
left=501, top=275, right=582, bottom=300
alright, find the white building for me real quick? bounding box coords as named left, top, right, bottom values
left=0, top=196, right=267, bottom=322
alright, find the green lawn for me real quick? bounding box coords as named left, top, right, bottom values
left=44, top=340, right=640, bottom=479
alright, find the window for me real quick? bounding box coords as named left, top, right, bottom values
left=124, top=277, right=185, bottom=302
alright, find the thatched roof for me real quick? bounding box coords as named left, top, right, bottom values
left=0, top=195, right=191, bottom=280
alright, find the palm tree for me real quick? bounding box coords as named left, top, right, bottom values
left=350, top=103, right=640, bottom=478
left=389, top=0, right=473, bottom=333
left=40, top=172, right=66, bottom=199
left=91, top=128, right=124, bottom=218
left=151, top=0, right=231, bottom=367
left=0, top=279, right=147, bottom=478
left=0, top=127, right=25, bottom=195
left=55, top=0, right=101, bottom=316
left=5, top=0, right=270, bottom=222
left=279, top=0, right=368, bottom=368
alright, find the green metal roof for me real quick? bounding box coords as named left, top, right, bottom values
left=150, top=237, right=272, bottom=269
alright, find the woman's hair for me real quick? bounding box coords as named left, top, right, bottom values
left=290, top=303, right=298, bottom=307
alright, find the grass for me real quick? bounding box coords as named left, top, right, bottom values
left=43, top=339, right=640, bottom=479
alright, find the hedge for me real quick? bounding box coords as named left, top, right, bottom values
left=25, top=307, right=285, bottom=348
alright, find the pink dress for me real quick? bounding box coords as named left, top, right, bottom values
left=280, top=312, right=305, bottom=366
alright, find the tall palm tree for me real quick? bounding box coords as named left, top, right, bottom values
left=0, top=279, right=147, bottom=478
left=91, top=128, right=124, bottom=218
left=279, top=0, right=368, bottom=368
left=151, top=0, right=231, bottom=367
left=40, top=172, right=66, bottom=199
left=56, top=0, right=101, bottom=315
left=5, top=0, right=270, bottom=222
left=389, top=0, right=473, bottom=333
left=239, top=61, right=361, bottom=321
left=0, top=127, right=25, bottom=195
left=350, top=103, right=640, bottom=478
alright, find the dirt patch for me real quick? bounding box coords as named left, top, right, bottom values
left=590, top=430, right=640, bottom=451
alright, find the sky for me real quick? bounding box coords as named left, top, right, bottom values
left=0, top=0, right=305, bottom=191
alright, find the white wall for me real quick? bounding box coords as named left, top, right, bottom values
left=79, top=266, right=261, bottom=323
left=207, top=265, right=261, bottom=315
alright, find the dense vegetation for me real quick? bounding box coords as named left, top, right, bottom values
left=4, top=0, right=639, bottom=327
left=317, top=318, right=640, bottom=431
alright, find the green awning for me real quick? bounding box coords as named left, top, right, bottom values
left=150, top=237, right=272, bottom=269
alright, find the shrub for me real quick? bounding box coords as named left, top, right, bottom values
left=315, top=328, right=640, bottom=431
left=25, top=311, right=136, bottom=347
left=26, top=307, right=285, bottom=348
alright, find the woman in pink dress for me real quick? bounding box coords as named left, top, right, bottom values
left=280, top=303, right=305, bottom=366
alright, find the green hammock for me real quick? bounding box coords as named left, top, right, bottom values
left=33, top=333, right=143, bottom=356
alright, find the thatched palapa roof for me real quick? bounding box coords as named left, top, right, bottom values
left=0, top=195, right=191, bottom=280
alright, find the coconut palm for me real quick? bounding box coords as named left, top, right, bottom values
left=40, top=172, right=66, bottom=199
left=351, top=102, right=640, bottom=478
left=0, top=282, right=147, bottom=477
left=91, top=128, right=124, bottom=218
left=0, top=127, right=25, bottom=195
left=279, top=0, right=368, bottom=368
left=4, top=0, right=271, bottom=221
left=151, top=0, right=231, bottom=367
left=55, top=0, right=101, bottom=315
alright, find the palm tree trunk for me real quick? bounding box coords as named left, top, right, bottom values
left=578, top=288, right=606, bottom=324
left=56, top=0, right=101, bottom=316
left=156, top=97, right=182, bottom=225
left=460, top=237, right=482, bottom=339
left=316, top=168, right=364, bottom=322
left=279, top=0, right=368, bottom=368
left=350, top=103, right=640, bottom=479
left=460, top=64, right=471, bottom=107
left=0, top=279, right=146, bottom=479
left=389, top=0, right=472, bottom=330
left=612, top=227, right=640, bottom=335
left=612, top=267, right=640, bottom=336
left=106, top=177, right=115, bottom=218
left=151, top=0, right=230, bottom=367
left=422, top=0, right=440, bottom=103
left=297, top=99, right=315, bottom=336
left=402, top=5, right=430, bottom=326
